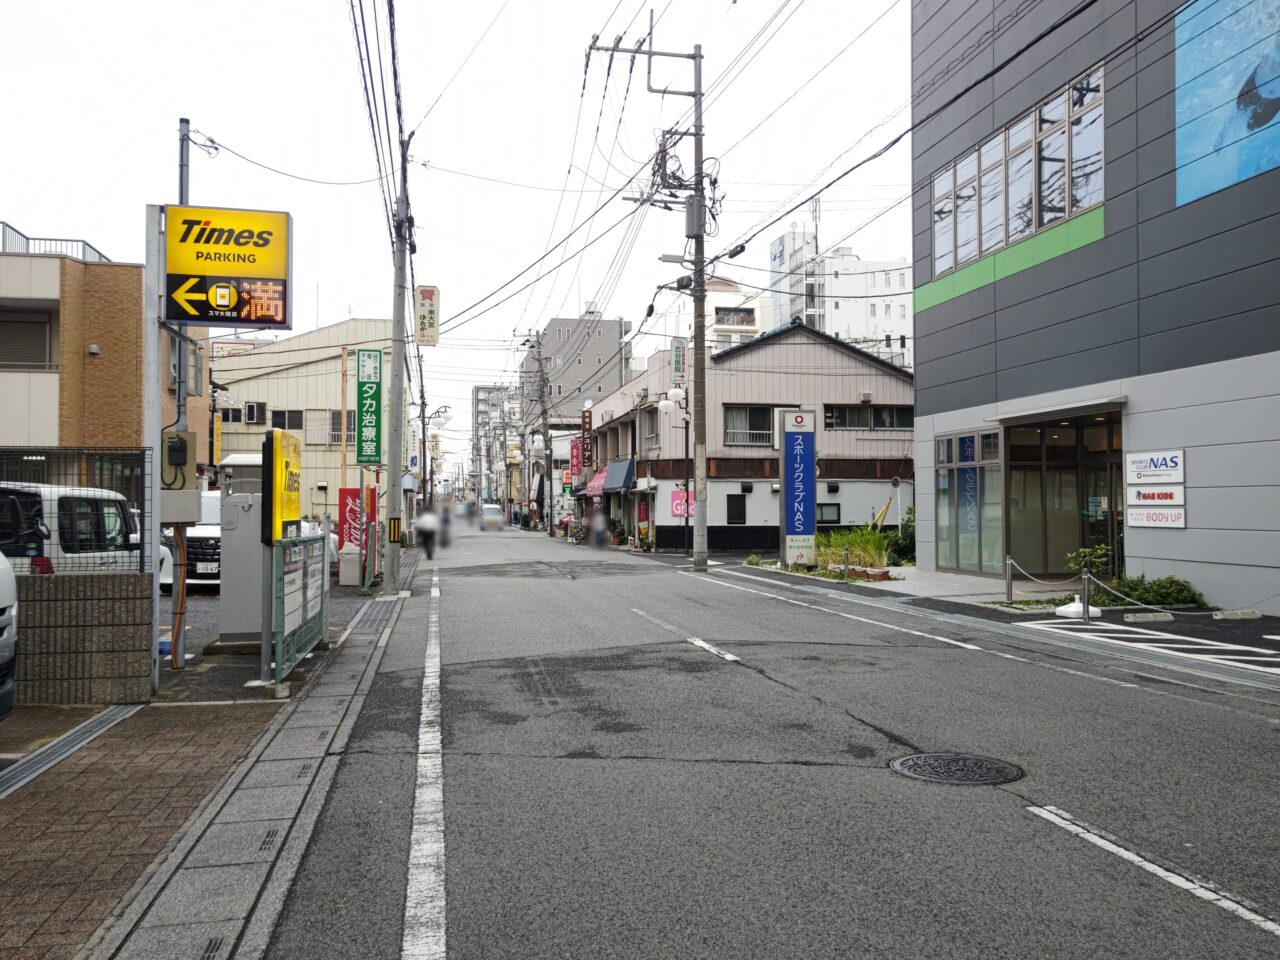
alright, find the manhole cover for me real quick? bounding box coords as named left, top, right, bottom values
left=889, top=753, right=1023, bottom=786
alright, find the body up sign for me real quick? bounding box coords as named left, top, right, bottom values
left=780, top=410, right=816, bottom=565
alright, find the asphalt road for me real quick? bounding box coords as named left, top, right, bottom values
left=265, top=523, right=1280, bottom=959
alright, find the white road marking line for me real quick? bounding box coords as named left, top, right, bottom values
left=1027, top=805, right=1280, bottom=938
left=687, top=638, right=741, bottom=662
left=682, top=572, right=981, bottom=649
left=1025, top=621, right=1280, bottom=674
left=402, top=568, right=446, bottom=960
left=631, top=608, right=742, bottom=662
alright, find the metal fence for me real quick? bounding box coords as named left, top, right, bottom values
left=0, top=447, right=153, bottom=574
left=0, top=221, right=111, bottom=263
left=272, top=534, right=328, bottom=683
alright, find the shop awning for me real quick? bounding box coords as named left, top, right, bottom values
left=603, top=458, right=635, bottom=493
left=582, top=469, right=607, bottom=497
left=983, top=395, right=1127, bottom=426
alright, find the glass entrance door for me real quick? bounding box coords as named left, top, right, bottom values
left=1083, top=465, right=1116, bottom=576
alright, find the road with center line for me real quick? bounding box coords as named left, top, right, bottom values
left=266, top=523, right=1280, bottom=960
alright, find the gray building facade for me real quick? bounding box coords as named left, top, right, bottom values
left=911, top=0, right=1280, bottom=611
left=520, top=305, right=631, bottom=431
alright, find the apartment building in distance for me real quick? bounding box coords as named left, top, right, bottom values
left=519, top=303, right=631, bottom=431
left=910, top=0, right=1280, bottom=612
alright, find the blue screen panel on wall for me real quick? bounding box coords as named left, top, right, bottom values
left=1175, top=0, right=1280, bottom=206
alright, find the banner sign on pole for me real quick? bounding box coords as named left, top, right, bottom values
left=581, top=409, right=593, bottom=471
left=356, top=349, right=382, bottom=464
left=338, top=487, right=362, bottom=548
left=415, top=285, right=440, bottom=346
left=780, top=410, right=816, bottom=565
left=671, top=337, right=688, bottom=384
left=570, top=437, right=582, bottom=477
left=165, top=205, right=292, bottom=329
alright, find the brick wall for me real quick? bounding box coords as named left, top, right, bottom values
left=15, top=573, right=152, bottom=704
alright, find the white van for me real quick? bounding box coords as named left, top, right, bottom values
left=0, top=552, right=16, bottom=720
left=0, top=483, right=137, bottom=575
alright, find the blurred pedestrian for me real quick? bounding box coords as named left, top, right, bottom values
left=590, top=507, right=607, bottom=548
left=439, top=503, right=452, bottom=548
left=413, top=507, right=440, bottom=559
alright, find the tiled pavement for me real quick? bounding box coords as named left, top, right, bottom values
left=0, top=704, right=282, bottom=960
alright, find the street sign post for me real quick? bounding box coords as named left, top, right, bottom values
left=356, top=349, right=382, bottom=465
left=165, top=205, right=292, bottom=329
left=671, top=337, right=688, bottom=384
left=779, top=410, right=816, bottom=565
left=415, top=285, right=440, bottom=346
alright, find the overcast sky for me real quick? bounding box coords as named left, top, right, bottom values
left=0, top=0, right=912, bottom=469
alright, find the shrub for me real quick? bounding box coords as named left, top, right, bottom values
left=1066, top=544, right=1111, bottom=573
left=745, top=554, right=762, bottom=566
left=1107, top=573, right=1207, bottom=608
left=816, top=526, right=890, bottom=568
left=887, top=506, right=916, bottom=565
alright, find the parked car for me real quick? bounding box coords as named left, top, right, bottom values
left=0, top=495, right=52, bottom=721
left=159, top=490, right=222, bottom=595
left=0, top=483, right=137, bottom=575
left=479, top=503, right=505, bottom=531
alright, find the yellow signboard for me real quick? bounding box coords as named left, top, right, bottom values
left=165, top=205, right=292, bottom=329
left=262, top=428, right=302, bottom=544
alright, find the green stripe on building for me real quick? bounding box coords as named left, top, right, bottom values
left=914, top=205, right=1105, bottom=312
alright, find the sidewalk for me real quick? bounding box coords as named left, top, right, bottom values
left=0, top=703, right=282, bottom=960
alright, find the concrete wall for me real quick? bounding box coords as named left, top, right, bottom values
left=910, top=0, right=1280, bottom=416
left=914, top=351, right=1280, bottom=614
left=15, top=573, right=152, bottom=704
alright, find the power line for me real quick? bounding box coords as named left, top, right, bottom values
left=410, top=0, right=513, bottom=135
left=189, top=131, right=391, bottom=186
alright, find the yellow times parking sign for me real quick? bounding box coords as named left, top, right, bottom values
left=165, top=205, right=292, bottom=329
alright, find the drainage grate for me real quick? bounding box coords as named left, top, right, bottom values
left=889, top=753, right=1023, bottom=786
left=297, top=762, right=314, bottom=779
left=350, top=601, right=395, bottom=636
left=259, top=828, right=280, bottom=852
left=0, top=704, right=144, bottom=800
left=200, top=937, right=225, bottom=960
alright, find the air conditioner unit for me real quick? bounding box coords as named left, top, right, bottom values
left=859, top=391, right=873, bottom=404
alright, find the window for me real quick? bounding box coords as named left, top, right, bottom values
left=576, top=357, right=582, bottom=365
left=596, top=356, right=602, bottom=365
left=245, top=402, right=267, bottom=424
left=57, top=498, right=128, bottom=554
left=883, top=271, right=891, bottom=286
left=643, top=408, right=660, bottom=449
left=597, top=385, right=602, bottom=392
left=899, top=304, right=906, bottom=319
left=884, top=303, right=891, bottom=317
left=932, top=66, right=1102, bottom=275
left=871, top=405, right=913, bottom=429
left=555, top=384, right=563, bottom=396
left=817, top=503, right=840, bottom=525
left=0, top=311, right=53, bottom=369
left=724, top=405, right=773, bottom=445
left=980, top=431, right=1001, bottom=462
left=834, top=301, right=840, bottom=310
left=869, top=303, right=877, bottom=318
left=870, top=272, right=877, bottom=287
left=221, top=408, right=243, bottom=424
left=898, top=272, right=906, bottom=287
left=271, top=409, right=303, bottom=430
left=936, top=437, right=954, bottom=465
left=329, top=410, right=355, bottom=444
left=577, top=385, right=582, bottom=394
left=726, top=494, right=746, bottom=525
left=825, top=405, right=871, bottom=430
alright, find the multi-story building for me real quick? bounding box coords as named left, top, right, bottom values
left=909, top=0, right=1280, bottom=611
left=214, top=318, right=398, bottom=521
left=519, top=303, right=630, bottom=430
left=581, top=319, right=915, bottom=551
left=470, top=383, right=519, bottom=506
left=0, top=220, right=210, bottom=459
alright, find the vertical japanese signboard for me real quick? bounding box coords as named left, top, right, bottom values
left=356, top=349, right=382, bottom=464
left=570, top=437, right=582, bottom=478
left=671, top=337, right=688, bottom=384
left=581, top=409, right=593, bottom=471
left=261, top=428, right=302, bottom=545
left=338, top=487, right=362, bottom=549
left=415, top=285, right=440, bottom=346
left=779, top=410, right=816, bottom=565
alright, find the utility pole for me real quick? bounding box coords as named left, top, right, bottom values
left=340, top=346, right=349, bottom=489
left=383, top=135, right=413, bottom=595
left=589, top=19, right=707, bottom=568
left=535, top=334, right=555, bottom=538
left=171, top=117, right=192, bottom=668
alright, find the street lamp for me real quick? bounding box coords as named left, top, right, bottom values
left=658, top=386, right=691, bottom=556
left=421, top=404, right=450, bottom=507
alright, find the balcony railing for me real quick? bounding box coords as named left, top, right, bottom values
left=725, top=430, right=772, bottom=446
left=1, top=222, right=110, bottom=263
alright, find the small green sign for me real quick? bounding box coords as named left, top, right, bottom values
left=356, top=349, right=382, bottom=465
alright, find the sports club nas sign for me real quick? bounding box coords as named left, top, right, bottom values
left=1125, top=449, right=1186, bottom=528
